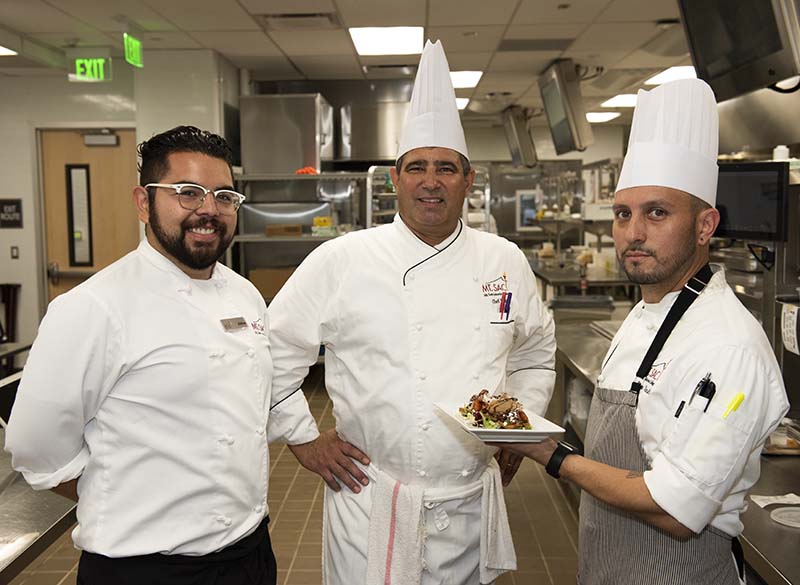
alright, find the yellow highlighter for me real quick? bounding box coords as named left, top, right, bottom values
left=723, top=393, right=745, bottom=419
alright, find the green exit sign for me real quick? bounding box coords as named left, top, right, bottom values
left=124, top=33, right=143, bottom=68
left=69, top=57, right=112, bottom=82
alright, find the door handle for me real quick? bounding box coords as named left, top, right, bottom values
left=47, top=262, right=97, bottom=285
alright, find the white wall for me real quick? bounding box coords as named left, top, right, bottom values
left=464, top=123, right=624, bottom=165
left=0, top=68, right=136, bottom=345
left=134, top=49, right=224, bottom=145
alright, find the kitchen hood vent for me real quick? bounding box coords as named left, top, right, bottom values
left=362, top=64, right=417, bottom=79
left=256, top=13, right=341, bottom=31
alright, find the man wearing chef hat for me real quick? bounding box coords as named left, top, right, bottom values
left=266, top=40, right=556, bottom=584
left=500, top=78, right=789, bottom=584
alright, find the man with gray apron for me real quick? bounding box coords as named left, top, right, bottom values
left=499, top=79, right=789, bottom=584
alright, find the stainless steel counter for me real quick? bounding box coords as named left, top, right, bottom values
left=530, top=257, right=635, bottom=301
left=555, top=322, right=800, bottom=585
left=0, top=430, right=76, bottom=585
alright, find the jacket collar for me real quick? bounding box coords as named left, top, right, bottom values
left=136, top=237, right=227, bottom=292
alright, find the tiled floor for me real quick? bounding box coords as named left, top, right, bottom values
left=9, top=365, right=578, bottom=585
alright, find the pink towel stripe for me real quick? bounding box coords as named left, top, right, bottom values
left=384, top=481, right=402, bottom=585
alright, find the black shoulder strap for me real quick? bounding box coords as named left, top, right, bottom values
left=629, top=264, right=713, bottom=396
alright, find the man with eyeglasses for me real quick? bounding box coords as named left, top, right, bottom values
left=5, top=126, right=279, bottom=585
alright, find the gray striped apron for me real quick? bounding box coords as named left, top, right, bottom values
left=577, top=385, right=740, bottom=585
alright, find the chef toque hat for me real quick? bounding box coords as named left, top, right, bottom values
left=615, top=78, right=719, bottom=206
left=396, top=39, right=469, bottom=161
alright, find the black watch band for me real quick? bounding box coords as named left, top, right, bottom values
left=545, top=441, right=577, bottom=479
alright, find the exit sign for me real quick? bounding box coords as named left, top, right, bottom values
left=124, top=33, right=143, bottom=68
left=69, top=57, right=111, bottom=82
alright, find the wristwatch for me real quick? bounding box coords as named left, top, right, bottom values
left=545, top=441, right=578, bottom=479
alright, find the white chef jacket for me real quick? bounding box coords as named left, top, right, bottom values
left=598, top=266, right=788, bottom=536
left=4, top=239, right=273, bottom=557
left=268, top=216, right=556, bottom=485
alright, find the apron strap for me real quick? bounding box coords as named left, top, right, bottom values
left=629, top=264, right=713, bottom=397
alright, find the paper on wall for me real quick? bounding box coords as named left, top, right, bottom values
left=781, top=304, right=799, bottom=355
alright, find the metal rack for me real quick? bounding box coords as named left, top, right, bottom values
left=365, top=165, right=396, bottom=228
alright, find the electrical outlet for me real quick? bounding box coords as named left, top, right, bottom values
left=10, top=246, right=19, bottom=259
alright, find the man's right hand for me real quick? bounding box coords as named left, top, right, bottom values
left=288, top=429, right=371, bottom=493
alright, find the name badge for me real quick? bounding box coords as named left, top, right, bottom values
left=221, top=317, right=248, bottom=332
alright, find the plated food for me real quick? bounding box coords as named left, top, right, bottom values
left=458, top=389, right=532, bottom=430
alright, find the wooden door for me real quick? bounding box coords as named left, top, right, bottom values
left=40, top=129, right=140, bottom=301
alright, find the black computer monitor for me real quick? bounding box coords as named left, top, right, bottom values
left=714, top=161, right=789, bottom=241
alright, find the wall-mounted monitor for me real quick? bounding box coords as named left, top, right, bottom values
left=537, top=59, right=594, bottom=155
left=714, top=161, right=789, bottom=241
left=678, top=0, right=800, bottom=102
left=502, top=106, right=538, bottom=168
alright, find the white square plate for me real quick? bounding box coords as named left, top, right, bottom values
left=434, top=402, right=565, bottom=443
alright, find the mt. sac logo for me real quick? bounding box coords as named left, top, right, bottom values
left=482, top=273, right=508, bottom=296
left=251, top=318, right=266, bottom=336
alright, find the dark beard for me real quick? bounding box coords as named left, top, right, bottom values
left=149, top=211, right=232, bottom=271
left=618, top=229, right=697, bottom=286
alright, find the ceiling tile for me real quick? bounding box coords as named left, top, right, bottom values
left=29, top=31, right=118, bottom=50
left=39, top=0, right=175, bottom=32
left=269, top=29, right=354, bottom=57
left=514, top=0, right=611, bottom=24
left=336, top=0, right=425, bottom=27
left=428, top=0, right=519, bottom=26
left=293, top=54, right=363, bottom=79
left=455, top=87, right=475, bottom=98
left=569, top=22, right=658, bottom=52
left=516, top=94, right=544, bottom=108
left=231, top=55, right=303, bottom=79
left=359, top=55, right=421, bottom=67
left=238, top=0, right=336, bottom=15
left=196, top=31, right=283, bottom=57
left=597, top=0, right=680, bottom=22
left=505, top=23, right=586, bottom=40
left=561, top=49, right=629, bottom=68
left=475, top=73, right=537, bottom=97
left=446, top=52, right=493, bottom=70
left=141, top=31, right=203, bottom=50
left=488, top=51, right=560, bottom=74
left=0, top=66, right=65, bottom=76
left=143, top=0, right=259, bottom=31
left=612, top=49, right=687, bottom=70
left=426, top=26, right=504, bottom=53
left=0, top=0, right=94, bottom=33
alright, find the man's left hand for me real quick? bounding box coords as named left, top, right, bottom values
left=494, top=448, right=524, bottom=486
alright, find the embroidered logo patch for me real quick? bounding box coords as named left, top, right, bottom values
left=642, top=360, right=670, bottom=393
left=251, top=318, right=266, bottom=336
left=482, top=273, right=508, bottom=296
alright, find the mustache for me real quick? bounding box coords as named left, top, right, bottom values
left=622, top=243, right=655, bottom=256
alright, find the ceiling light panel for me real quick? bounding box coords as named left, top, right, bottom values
left=644, top=65, right=696, bottom=85
left=450, top=70, right=483, bottom=88
left=0, top=45, right=18, bottom=56
left=601, top=94, right=638, bottom=107
left=586, top=111, right=621, bottom=123
left=349, top=27, right=423, bottom=56
left=456, top=98, right=470, bottom=110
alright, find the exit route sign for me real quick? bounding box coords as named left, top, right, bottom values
left=70, top=57, right=111, bottom=82
left=124, top=33, right=143, bottom=68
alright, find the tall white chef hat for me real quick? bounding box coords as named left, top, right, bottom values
left=615, top=78, right=719, bottom=206
left=396, top=39, right=469, bottom=161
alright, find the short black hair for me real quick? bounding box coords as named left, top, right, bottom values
left=395, top=152, right=471, bottom=177
left=137, top=125, right=234, bottom=186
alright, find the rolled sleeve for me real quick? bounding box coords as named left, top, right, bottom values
left=644, top=453, right=722, bottom=533
left=642, top=345, right=788, bottom=533
left=4, top=290, right=120, bottom=490
left=267, top=390, right=320, bottom=445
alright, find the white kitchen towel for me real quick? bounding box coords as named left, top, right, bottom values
left=479, top=458, right=517, bottom=583
left=366, top=468, right=425, bottom=585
